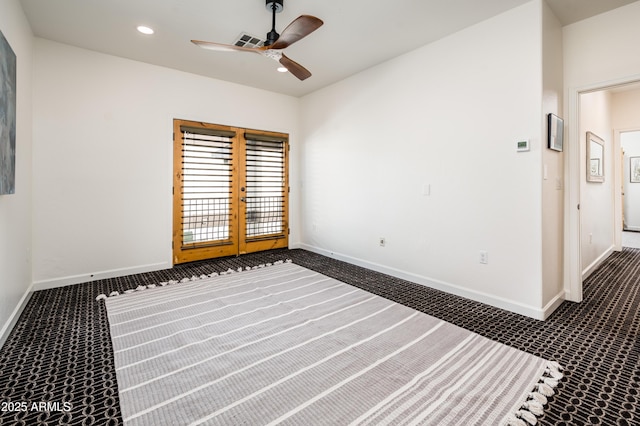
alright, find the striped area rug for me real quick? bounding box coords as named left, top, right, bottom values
left=103, top=262, right=561, bottom=425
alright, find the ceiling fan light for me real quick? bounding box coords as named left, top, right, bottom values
left=137, top=26, right=154, bottom=35
left=277, top=66, right=288, bottom=73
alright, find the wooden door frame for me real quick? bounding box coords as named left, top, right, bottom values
left=173, top=119, right=289, bottom=264
left=238, top=129, right=290, bottom=255
left=172, top=119, right=241, bottom=264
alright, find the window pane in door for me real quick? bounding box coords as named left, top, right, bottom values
left=245, top=138, right=286, bottom=239
left=181, top=131, right=233, bottom=247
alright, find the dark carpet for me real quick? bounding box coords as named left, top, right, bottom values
left=1, top=248, right=639, bottom=425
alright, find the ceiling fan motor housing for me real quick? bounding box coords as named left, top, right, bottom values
left=265, top=0, right=284, bottom=46
left=265, top=0, right=283, bottom=13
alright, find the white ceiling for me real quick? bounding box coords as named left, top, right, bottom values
left=19, top=0, right=639, bottom=97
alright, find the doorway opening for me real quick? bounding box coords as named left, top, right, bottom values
left=621, top=130, right=640, bottom=248
left=566, top=80, right=640, bottom=302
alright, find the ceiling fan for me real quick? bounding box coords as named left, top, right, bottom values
left=191, top=0, right=323, bottom=81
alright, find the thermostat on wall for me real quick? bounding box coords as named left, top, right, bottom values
left=516, top=140, right=530, bottom=152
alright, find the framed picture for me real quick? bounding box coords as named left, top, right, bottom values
left=548, top=113, right=564, bottom=152
left=0, top=28, right=16, bottom=195
left=631, top=156, right=640, bottom=183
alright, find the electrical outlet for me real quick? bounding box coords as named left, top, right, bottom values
left=379, top=237, right=386, bottom=247
left=479, top=250, right=488, bottom=264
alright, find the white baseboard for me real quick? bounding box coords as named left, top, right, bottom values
left=582, top=245, right=615, bottom=280
left=624, top=225, right=640, bottom=232
left=0, top=283, right=34, bottom=349
left=32, top=261, right=172, bottom=291
left=541, top=290, right=566, bottom=320
left=298, top=244, right=557, bottom=320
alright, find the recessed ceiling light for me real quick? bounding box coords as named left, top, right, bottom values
left=137, top=26, right=154, bottom=35
left=277, top=66, right=288, bottom=73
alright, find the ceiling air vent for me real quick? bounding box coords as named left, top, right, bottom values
left=234, top=33, right=264, bottom=48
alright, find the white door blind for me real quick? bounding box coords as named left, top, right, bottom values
left=245, top=137, right=286, bottom=240
left=181, top=130, right=234, bottom=248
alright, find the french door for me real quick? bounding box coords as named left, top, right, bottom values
left=172, top=119, right=289, bottom=264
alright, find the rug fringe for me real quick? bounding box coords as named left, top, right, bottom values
left=503, top=360, right=563, bottom=425
left=95, top=259, right=293, bottom=301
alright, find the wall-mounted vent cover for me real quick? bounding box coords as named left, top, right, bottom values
left=234, top=33, right=265, bottom=48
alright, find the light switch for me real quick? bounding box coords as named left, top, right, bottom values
left=423, top=184, right=430, bottom=196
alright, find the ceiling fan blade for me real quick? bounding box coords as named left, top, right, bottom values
left=279, top=54, right=312, bottom=81
left=191, top=39, right=263, bottom=53
left=269, top=15, right=323, bottom=50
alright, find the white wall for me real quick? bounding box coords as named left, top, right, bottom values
left=0, top=0, right=33, bottom=344
left=32, top=39, right=301, bottom=289
left=579, top=91, right=615, bottom=276
left=563, top=1, right=640, bottom=90
left=621, top=131, right=640, bottom=230
left=541, top=0, right=564, bottom=308
left=612, top=88, right=640, bottom=129
left=300, top=2, right=548, bottom=318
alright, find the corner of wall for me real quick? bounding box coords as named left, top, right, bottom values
left=541, top=0, right=565, bottom=308
left=0, top=0, right=34, bottom=347
left=0, top=285, right=33, bottom=348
